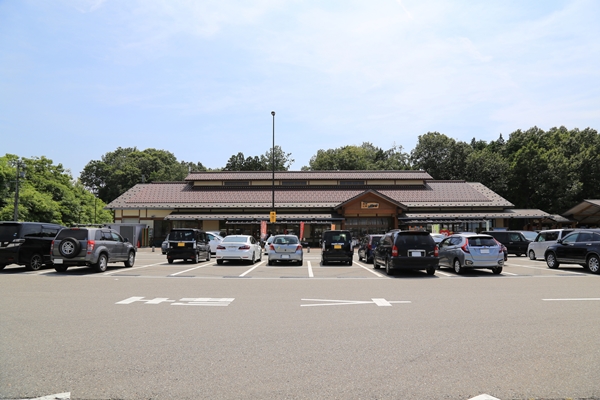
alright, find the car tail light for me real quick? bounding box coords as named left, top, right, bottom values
left=296, top=245, right=302, bottom=251
left=392, top=245, right=398, bottom=257
left=239, top=245, right=250, bottom=250
left=87, top=240, right=95, bottom=254
left=461, top=239, right=470, bottom=253
left=269, top=244, right=275, bottom=250
left=216, top=245, right=226, bottom=250
left=51, top=240, right=55, bottom=254
left=434, top=245, right=439, bottom=257
left=367, top=244, right=372, bottom=250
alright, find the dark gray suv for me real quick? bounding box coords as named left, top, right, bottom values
left=51, top=227, right=136, bottom=273
left=373, top=230, right=439, bottom=276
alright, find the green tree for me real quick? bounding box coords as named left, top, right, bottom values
left=303, top=142, right=410, bottom=170
left=80, top=147, right=206, bottom=203
left=410, top=132, right=472, bottom=180
left=224, top=146, right=294, bottom=171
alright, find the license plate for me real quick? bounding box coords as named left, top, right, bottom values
left=410, top=251, right=422, bottom=257
left=481, top=249, right=489, bottom=253
left=178, top=242, right=185, bottom=247
left=334, top=244, right=342, bottom=249
left=53, top=259, right=63, bottom=264
left=281, top=255, right=290, bottom=259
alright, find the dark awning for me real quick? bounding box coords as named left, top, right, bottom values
left=165, top=213, right=343, bottom=223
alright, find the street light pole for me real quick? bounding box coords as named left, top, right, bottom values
left=271, top=111, right=275, bottom=212
left=13, top=160, right=25, bottom=222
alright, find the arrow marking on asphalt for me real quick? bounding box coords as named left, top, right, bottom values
left=301, top=298, right=411, bottom=307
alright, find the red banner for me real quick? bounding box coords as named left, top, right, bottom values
left=260, top=220, right=267, bottom=240
left=299, top=222, right=305, bottom=240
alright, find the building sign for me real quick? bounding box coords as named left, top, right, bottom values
left=361, top=201, right=379, bottom=209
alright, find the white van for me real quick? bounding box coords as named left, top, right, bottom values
left=527, top=229, right=575, bottom=260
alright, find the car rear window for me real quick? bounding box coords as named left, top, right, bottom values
left=0, top=224, right=20, bottom=241
left=323, top=232, right=351, bottom=243
left=170, top=231, right=195, bottom=241
left=371, top=236, right=382, bottom=245
left=273, top=236, right=298, bottom=244
left=467, top=236, right=497, bottom=247
left=56, top=229, right=89, bottom=240
left=395, top=233, right=434, bottom=248
left=222, top=236, right=248, bottom=243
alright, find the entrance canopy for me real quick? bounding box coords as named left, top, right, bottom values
left=563, top=200, right=600, bottom=226
left=399, top=209, right=550, bottom=224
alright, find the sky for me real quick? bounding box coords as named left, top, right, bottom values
left=1, top=0, right=599, bottom=178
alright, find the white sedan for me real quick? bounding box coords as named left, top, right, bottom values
left=216, top=235, right=262, bottom=265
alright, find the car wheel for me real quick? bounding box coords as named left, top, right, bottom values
left=453, top=258, right=463, bottom=274
left=0, top=264, right=6, bottom=270
left=528, top=250, right=536, bottom=260
left=426, top=267, right=435, bottom=276
left=26, top=253, right=44, bottom=271
left=373, top=257, right=380, bottom=269
left=298, top=258, right=303, bottom=265
left=59, top=238, right=80, bottom=259
left=54, top=265, right=68, bottom=272
left=206, top=251, right=211, bottom=262
left=385, top=258, right=393, bottom=275
left=250, top=251, right=256, bottom=265
left=217, top=259, right=223, bottom=265
left=348, top=259, right=352, bottom=266
left=322, top=259, right=328, bottom=266
left=268, top=259, right=273, bottom=266
left=124, top=251, right=135, bottom=268
left=587, top=255, right=600, bottom=274
left=168, top=258, right=174, bottom=264
left=492, top=266, right=503, bottom=275
left=94, top=253, right=108, bottom=273
left=194, top=253, right=200, bottom=263
left=546, top=253, right=560, bottom=269
left=515, top=253, right=522, bottom=257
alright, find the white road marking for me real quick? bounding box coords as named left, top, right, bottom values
left=239, top=261, right=265, bottom=277
left=307, top=261, right=314, bottom=277
left=301, top=298, right=411, bottom=307
left=501, top=271, right=518, bottom=276
left=509, top=263, right=586, bottom=275
left=23, top=393, right=71, bottom=400
left=353, top=261, right=386, bottom=277
left=543, top=298, right=600, bottom=301
left=103, top=261, right=166, bottom=275
left=468, top=394, right=500, bottom=400
left=435, top=270, right=453, bottom=277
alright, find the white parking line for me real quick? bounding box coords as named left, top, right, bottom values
left=239, top=261, right=265, bottom=277
left=169, top=263, right=214, bottom=276
left=509, top=263, right=586, bottom=275
left=354, top=261, right=386, bottom=277
left=435, top=270, right=453, bottom=277
left=543, top=298, right=600, bottom=301
left=307, top=261, right=314, bottom=277
left=103, top=262, right=166, bottom=275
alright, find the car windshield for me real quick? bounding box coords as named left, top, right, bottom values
left=222, top=236, right=248, bottom=243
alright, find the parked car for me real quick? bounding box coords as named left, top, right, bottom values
left=161, top=234, right=170, bottom=255
left=0, top=221, right=64, bottom=271
left=321, top=230, right=353, bottom=265
left=544, top=229, right=600, bottom=273
left=527, top=229, right=575, bottom=260
left=373, top=230, right=439, bottom=276
left=482, top=231, right=531, bottom=257
left=518, top=231, right=538, bottom=242
left=357, top=234, right=383, bottom=263
left=494, top=239, right=508, bottom=261
left=206, top=231, right=223, bottom=254
left=216, top=235, right=262, bottom=265
left=166, top=229, right=211, bottom=264
left=430, top=233, right=446, bottom=244
left=438, top=234, right=504, bottom=274
left=263, top=236, right=275, bottom=255
left=51, top=226, right=136, bottom=273
left=267, top=235, right=303, bottom=265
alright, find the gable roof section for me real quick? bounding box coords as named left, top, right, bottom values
left=185, top=170, right=432, bottom=181
left=334, top=189, right=408, bottom=211
left=106, top=180, right=513, bottom=210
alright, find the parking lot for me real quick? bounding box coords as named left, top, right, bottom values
left=1, top=247, right=596, bottom=280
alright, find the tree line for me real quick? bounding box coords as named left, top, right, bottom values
left=2, top=126, right=598, bottom=223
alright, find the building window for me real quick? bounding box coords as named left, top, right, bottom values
left=339, top=180, right=364, bottom=186
left=224, top=181, right=250, bottom=186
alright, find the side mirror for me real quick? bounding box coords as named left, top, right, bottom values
left=557, top=239, right=563, bottom=244
left=124, top=238, right=130, bottom=243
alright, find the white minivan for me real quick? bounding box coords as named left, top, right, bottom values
left=527, top=229, right=575, bottom=260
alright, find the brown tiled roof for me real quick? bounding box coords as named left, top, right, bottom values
left=106, top=180, right=513, bottom=209
left=185, top=170, right=432, bottom=181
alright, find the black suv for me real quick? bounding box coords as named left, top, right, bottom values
left=166, top=229, right=211, bottom=264
left=544, top=229, right=600, bottom=273
left=357, top=234, right=383, bottom=263
left=373, top=230, right=439, bottom=275
left=321, top=230, right=353, bottom=265
left=51, top=226, right=136, bottom=273
left=0, top=221, right=64, bottom=271
left=481, top=230, right=531, bottom=257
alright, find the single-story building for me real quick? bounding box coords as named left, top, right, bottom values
left=105, top=170, right=555, bottom=247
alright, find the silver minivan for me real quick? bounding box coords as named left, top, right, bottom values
left=527, top=229, right=575, bottom=260
left=438, top=233, right=504, bottom=274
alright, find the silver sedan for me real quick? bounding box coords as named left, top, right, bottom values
left=267, top=235, right=303, bottom=265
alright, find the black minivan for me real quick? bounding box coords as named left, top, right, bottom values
left=0, top=221, right=64, bottom=271
left=166, top=228, right=211, bottom=264
left=482, top=230, right=531, bottom=257
left=373, top=230, right=439, bottom=275
left=321, top=230, right=353, bottom=265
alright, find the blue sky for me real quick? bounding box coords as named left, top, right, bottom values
left=1, top=0, right=599, bottom=178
